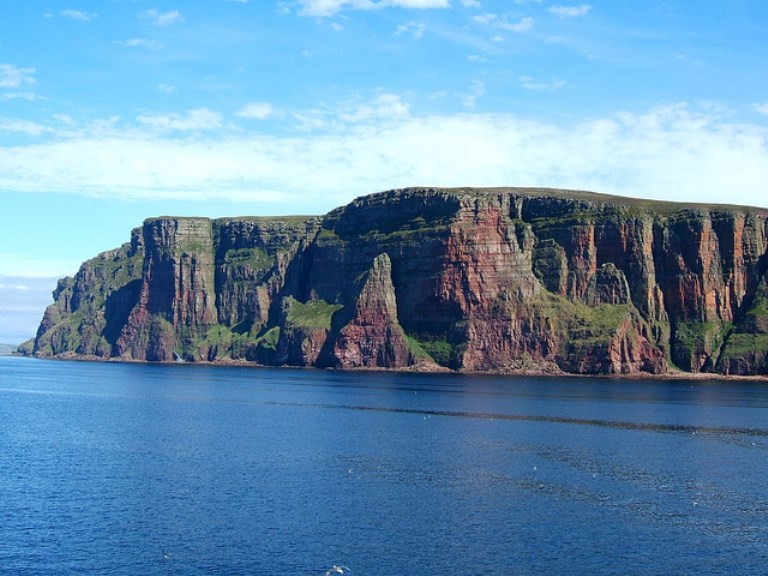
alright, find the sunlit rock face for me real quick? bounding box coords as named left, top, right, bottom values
left=31, top=187, right=768, bottom=376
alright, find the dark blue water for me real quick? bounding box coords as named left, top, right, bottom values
left=2, top=356, right=768, bottom=575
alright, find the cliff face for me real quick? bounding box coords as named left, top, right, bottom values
left=30, top=187, right=768, bottom=376
left=114, top=217, right=217, bottom=361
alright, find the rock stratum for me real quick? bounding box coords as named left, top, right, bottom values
left=26, top=187, right=768, bottom=376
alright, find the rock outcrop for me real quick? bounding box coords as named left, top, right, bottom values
left=322, top=253, right=411, bottom=369
left=28, top=187, right=768, bottom=376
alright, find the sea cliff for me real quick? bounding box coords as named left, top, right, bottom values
left=27, top=187, right=768, bottom=376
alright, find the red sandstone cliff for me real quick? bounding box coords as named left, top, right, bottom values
left=29, top=187, right=768, bottom=376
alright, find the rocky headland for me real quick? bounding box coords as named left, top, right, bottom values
left=23, top=187, right=768, bottom=377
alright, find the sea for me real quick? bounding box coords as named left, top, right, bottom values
left=1, top=355, right=768, bottom=575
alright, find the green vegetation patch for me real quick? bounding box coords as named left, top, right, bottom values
left=73, top=248, right=143, bottom=312
left=360, top=225, right=451, bottom=244
left=719, top=332, right=768, bottom=358
left=36, top=310, right=88, bottom=356
left=745, top=305, right=768, bottom=320
left=672, top=321, right=729, bottom=349
left=246, top=326, right=281, bottom=364
left=204, top=325, right=234, bottom=348
left=175, top=238, right=210, bottom=256
left=255, top=326, right=280, bottom=351
left=405, top=333, right=456, bottom=367
left=285, top=298, right=343, bottom=330
left=528, top=211, right=596, bottom=231
left=532, top=292, right=630, bottom=331
left=405, top=336, right=432, bottom=362
left=420, top=340, right=453, bottom=366
left=222, top=247, right=274, bottom=271
left=98, top=252, right=143, bottom=288
left=530, top=292, right=639, bottom=352
left=670, top=320, right=730, bottom=371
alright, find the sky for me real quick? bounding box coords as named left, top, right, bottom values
left=1, top=0, right=768, bottom=343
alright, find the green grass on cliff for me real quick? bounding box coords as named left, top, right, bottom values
left=670, top=320, right=731, bottom=370
left=222, top=247, right=274, bottom=271
left=175, top=239, right=210, bottom=256
left=204, top=325, right=234, bottom=348
left=719, top=332, right=768, bottom=358
left=533, top=293, right=632, bottom=337
left=36, top=310, right=86, bottom=355
left=419, top=340, right=453, bottom=366
left=404, top=336, right=432, bottom=361
left=285, top=298, right=343, bottom=330
left=255, top=326, right=280, bottom=351
left=404, top=334, right=458, bottom=368
left=318, top=219, right=452, bottom=245
left=75, top=248, right=143, bottom=310
left=187, top=323, right=273, bottom=360
left=745, top=305, right=768, bottom=320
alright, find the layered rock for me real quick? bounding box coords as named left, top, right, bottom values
left=28, top=187, right=768, bottom=376
left=322, top=253, right=411, bottom=369
left=114, top=217, right=217, bottom=361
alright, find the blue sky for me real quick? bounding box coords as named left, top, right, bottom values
left=1, top=0, right=768, bottom=343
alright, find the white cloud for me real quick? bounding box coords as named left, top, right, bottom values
left=0, top=64, right=36, bottom=89
left=157, top=83, right=176, bottom=94
left=141, top=9, right=185, bottom=26
left=520, top=75, right=567, bottom=91
left=3, top=92, right=37, bottom=101
left=52, top=114, right=75, bottom=126
left=394, top=21, right=426, bottom=38
left=473, top=13, right=533, bottom=33
left=501, top=16, right=533, bottom=32
left=754, top=103, right=768, bottom=115
left=549, top=4, right=591, bottom=18
left=136, top=108, right=222, bottom=131
left=463, top=79, right=486, bottom=107
left=297, top=0, right=449, bottom=17
left=114, top=38, right=165, bottom=50
left=391, top=0, right=448, bottom=6
left=339, top=92, right=410, bottom=122
left=1, top=103, right=767, bottom=212
left=472, top=13, right=494, bottom=25
left=0, top=118, right=50, bottom=136
left=236, top=102, right=275, bottom=119
left=60, top=9, right=98, bottom=22
left=460, top=0, right=481, bottom=7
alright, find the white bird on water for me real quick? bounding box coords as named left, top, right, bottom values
left=323, top=565, right=351, bottom=575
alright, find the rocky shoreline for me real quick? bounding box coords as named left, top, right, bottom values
left=15, top=352, right=768, bottom=383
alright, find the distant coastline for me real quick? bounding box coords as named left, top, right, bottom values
left=0, top=343, right=18, bottom=356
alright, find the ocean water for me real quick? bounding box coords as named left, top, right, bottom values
left=1, top=356, right=768, bottom=575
